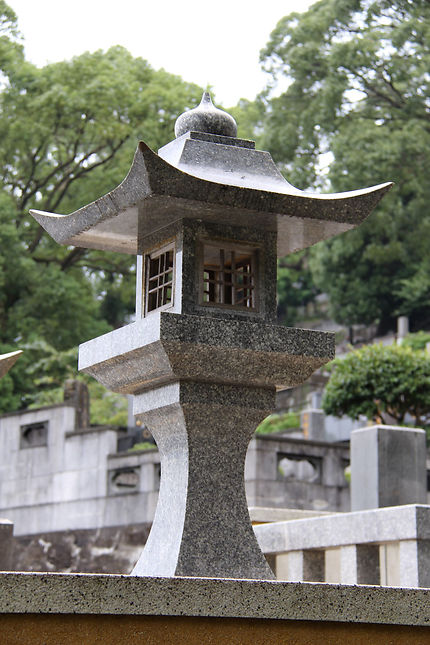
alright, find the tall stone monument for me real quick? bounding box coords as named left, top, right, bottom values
left=351, top=424, right=427, bottom=511
left=31, top=92, right=391, bottom=579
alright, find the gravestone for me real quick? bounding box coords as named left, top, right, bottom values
left=351, top=424, right=427, bottom=510
left=31, top=92, right=392, bottom=579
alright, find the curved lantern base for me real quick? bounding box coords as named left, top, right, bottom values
left=130, top=382, right=275, bottom=580
left=79, top=313, right=335, bottom=579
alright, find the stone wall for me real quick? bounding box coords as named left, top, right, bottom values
left=246, top=435, right=351, bottom=512
left=0, top=403, right=352, bottom=544
left=12, top=524, right=151, bottom=574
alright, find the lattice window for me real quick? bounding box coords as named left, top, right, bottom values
left=202, top=243, right=257, bottom=309
left=145, top=244, right=174, bottom=314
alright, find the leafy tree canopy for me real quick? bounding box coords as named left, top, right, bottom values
left=322, top=343, right=430, bottom=428
left=0, top=2, right=203, bottom=413
left=277, top=251, right=320, bottom=327
left=260, top=0, right=430, bottom=332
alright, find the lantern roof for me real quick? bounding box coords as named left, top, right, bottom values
left=30, top=93, right=392, bottom=256
left=0, top=350, right=22, bottom=380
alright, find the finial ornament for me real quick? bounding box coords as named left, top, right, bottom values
left=174, top=91, right=237, bottom=138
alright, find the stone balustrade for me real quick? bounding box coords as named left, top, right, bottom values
left=254, top=503, right=430, bottom=588
left=0, top=519, right=13, bottom=571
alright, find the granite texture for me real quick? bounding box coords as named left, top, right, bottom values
left=0, top=350, right=22, bottom=379
left=79, top=312, right=335, bottom=394
left=131, top=382, right=275, bottom=579
left=30, top=139, right=392, bottom=257
left=255, top=504, right=430, bottom=554
left=0, top=573, right=429, bottom=627
left=179, top=218, right=278, bottom=324
left=255, top=503, right=430, bottom=588
left=28, top=99, right=393, bottom=585
left=135, top=219, right=278, bottom=324
left=174, top=92, right=237, bottom=138
left=249, top=507, right=333, bottom=524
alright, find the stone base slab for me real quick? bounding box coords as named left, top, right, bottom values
left=0, top=572, right=428, bottom=625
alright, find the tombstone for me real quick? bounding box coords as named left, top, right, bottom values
left=30, top=92, right=392, bottom=579
left=397, top=316, right=409, bottom=345
left=351, top=424, right=427, bottom=511
left=63, top=379, right=90, bottom=430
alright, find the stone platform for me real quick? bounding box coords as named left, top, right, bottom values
left=0, top=573, right=428, bottom=644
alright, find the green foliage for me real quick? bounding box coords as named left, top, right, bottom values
left=260, top=0, right=430, bottom=331
left=277, top=250, right=320, bottom=326
left=322, top=343, right=430, bottom=427
left=0, top=3, right=204, bottom=413
left=402, top=332, right=430, bottom=353
left=229, top=96, right=265, bottom=143
left=86, top=382, right=128, bottom=427
left=256, top=411, right=300, bottom=435
left=130, top=441, right=157, bottom=452
left=0, top=1, right=23, bottom=73
left=20, top=340, right=128, bottom=426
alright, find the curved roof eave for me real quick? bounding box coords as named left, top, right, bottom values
left=30, top=141, right=393, bottom=256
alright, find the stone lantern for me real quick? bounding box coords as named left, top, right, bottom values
left=31, top=92, right=391, bottom=579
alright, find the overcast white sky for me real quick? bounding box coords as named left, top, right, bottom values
left=8, top=0, right=315, bottom=106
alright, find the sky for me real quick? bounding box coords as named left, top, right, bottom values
left=8, top=0, right=315, bottom=107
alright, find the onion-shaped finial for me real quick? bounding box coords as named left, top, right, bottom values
left=174, top=91, right=237, bottom=138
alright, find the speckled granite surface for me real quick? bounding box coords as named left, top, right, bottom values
left=30, top=139, right=392, bottom=257
left=0, top=573, right=428, bottom=627
left=79, top=312, right=335, bottom=394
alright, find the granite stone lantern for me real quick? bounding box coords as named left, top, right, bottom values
left=31, top=92, right=392, bottom=580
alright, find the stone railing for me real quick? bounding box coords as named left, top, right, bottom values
left=254, top=504, right=430, bottom=588
left=0, top=519, right=13, bottom=570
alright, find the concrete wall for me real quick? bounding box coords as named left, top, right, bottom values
left=246, top=435, right=350, bottom=512
left=13, top=524, right=150, bottom=574
left=0, top=405, right=123, bottom=535
left=1, top=402, right=429, bottom=575
left=0, top=404, right=352, bottom=543
left=0, top=409, right=163, bottom=537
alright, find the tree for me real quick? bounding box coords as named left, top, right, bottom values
left=277, top=251, right=320, bottom=327
left=0, top=2, right=204, bottom=412
left=322, top=343, right=430, bottom=428
left=259, top=0, right=430, bottom=332
left=0, top=0, right=22, bottom=72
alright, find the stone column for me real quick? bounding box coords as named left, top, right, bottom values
left=276, top=551, right=303, bottom=581
left=351, top=425, right=427, bottom=511
left=0, top=520, right=13, bottom=570
left=326, top=546, right=357, bottom=584
left=131, top=382, right=275, bottom=579
left=325, top=544, right=380, bottom=585
left=398, top=539, right=430, bottom=588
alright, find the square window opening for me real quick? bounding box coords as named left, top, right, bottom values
left=144, top=244, right=174, bottom=314
left=201, top=243, right=257, bottom=310
left=20, top=422, right=49, bottom=449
